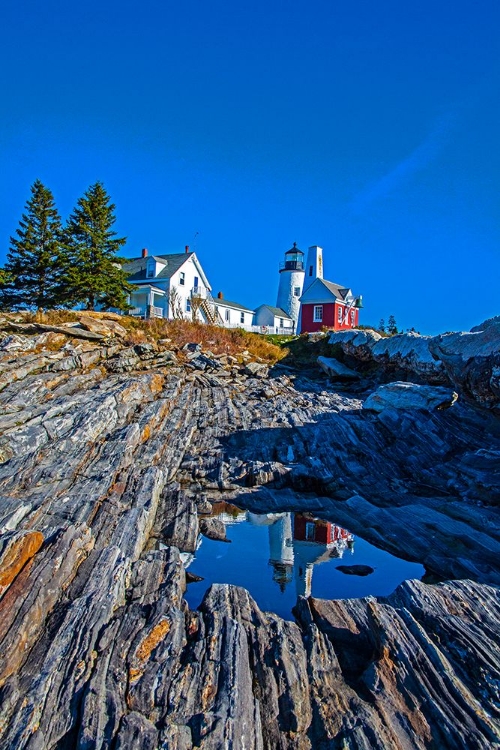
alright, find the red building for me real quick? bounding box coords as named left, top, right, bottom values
left=293, top=514, right=351, bottom=545
left=299, top=278, right=362, bottom=333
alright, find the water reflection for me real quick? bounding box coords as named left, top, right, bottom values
left=249, top=512, right=354, bottom=598
left=183, top=503, right=425, bottom=619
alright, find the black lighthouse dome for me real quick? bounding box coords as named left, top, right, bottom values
left=281, top=242, right=304, bottom=271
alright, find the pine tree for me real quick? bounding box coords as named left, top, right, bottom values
left=4, top=180, right=67, bottom=311
left=378, top=318, right=386, bottom=333
left=64, top=182, right=132, bottom=310
left=387, top=315, right=398, bottom=335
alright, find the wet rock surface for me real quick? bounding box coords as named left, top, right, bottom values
left=0, top=317, right=498, bottom=748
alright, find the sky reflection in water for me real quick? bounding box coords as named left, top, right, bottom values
left=183, top=506, right=425, bottom=620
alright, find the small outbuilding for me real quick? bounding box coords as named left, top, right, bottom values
left=253, top=305, right=295, bottom=334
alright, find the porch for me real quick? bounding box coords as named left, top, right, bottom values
left=128, top=285, right=167, bottom=319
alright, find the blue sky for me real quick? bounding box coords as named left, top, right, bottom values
left=1, top=0, right=498, bottom=334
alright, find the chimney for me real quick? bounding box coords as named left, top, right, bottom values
left=303, top=245, right=323, bottom=293
left=141, top=248, right=148, bottom=258
left=185, top=245, right=189, bottom=253
left=217, top=291, right=223, bottom=299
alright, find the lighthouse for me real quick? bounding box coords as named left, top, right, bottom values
left=276, top=243, right=305, bottom=326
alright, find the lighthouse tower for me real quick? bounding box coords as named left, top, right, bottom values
left=276, top=243, right=305, bottom=326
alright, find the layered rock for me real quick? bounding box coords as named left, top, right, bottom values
left=0, top=317, right=498, bottom=748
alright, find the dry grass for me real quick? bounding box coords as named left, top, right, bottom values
left=8, top=310, right=286, bottom=364
left=146, top=318, right=286, bottom=363
left=21, top=310, right=82, bottom=325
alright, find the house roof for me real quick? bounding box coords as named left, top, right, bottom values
left=216, top=299, right=254, bottom=312
left=131, top=284, right=165, bottom=294
left=255, top=304, right=293, bottom=320
left=124, top=253, right=194, bottom=282
left=320, top=280, right=351, bottom=300
left=300, top=278, right=353, bottom=303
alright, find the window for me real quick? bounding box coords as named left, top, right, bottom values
left=179, top=272, right=185, bottom=286
left=240, top=312, right=245, bottom=324
left=338, top=306, right=343, bottom=324
left=294, top=286, right=301, bottom=297
left=193, top=276, right=199, bottom=292
left=309, top=266, right=313, bottom=276
left=279, top=318, right=284, bottom=327
left=305, top=522, right=316, bottom=541
left=186, top=298, right=191, bottom=312
left=146, top=261, right=154, bottom=278
left=313, top=305, right=323, bottom=322
left=225, top=309, right=230, bottom=322
left=350, top=309, right=355, bottom=325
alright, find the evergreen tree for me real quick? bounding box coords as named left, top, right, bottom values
left=378, top=318, right=386, bottom=333
left=4, top=180, right=67, bottom=310
left=0, top=269, right=13, bottom=311
left=64, top=182, right=132, bottom=310
left=387, top=314, right=398, bottom=335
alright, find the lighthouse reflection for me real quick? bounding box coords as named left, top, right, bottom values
left=182, top=503, right=425, bottom=619
left=248, top=511, right=354, bottom=598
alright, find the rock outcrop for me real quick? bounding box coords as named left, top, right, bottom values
left=329, top=324, right=500, bottom=409
left=428, top=322, right=500, bottom=408
left=317, top=355, right=360, bottom=380
left=0, top=315, right=498, bottom=749
left=329, top=329, right=446, bottom=381
left=363, top=382, right=458, bottom=412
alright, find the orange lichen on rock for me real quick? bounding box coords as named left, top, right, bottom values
left=140, top=424, right=151, bottom=443
left=0, top=531, right=44, bottom=597
left=147, top=373, right=164, bottom=394
left=135, top=619, right=170, bottom=662
left=128, top=667, right=143, bottom=684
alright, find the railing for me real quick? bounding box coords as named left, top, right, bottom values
left=129, top=306, right=146, bottom=318
left=190, top=286, right=206, bottom=299
left=279, top=261, right=304, bottom=271
left=129, top=305, right=164, bottom=319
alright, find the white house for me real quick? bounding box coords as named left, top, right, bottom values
left=213, top=293, right=256, bottom=331
left=253, top=305, right=295, bottom=334
left=125, top=247, right=222, bottom=324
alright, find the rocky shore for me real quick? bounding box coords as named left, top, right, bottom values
left=0, top=314, right=498, bottom=749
